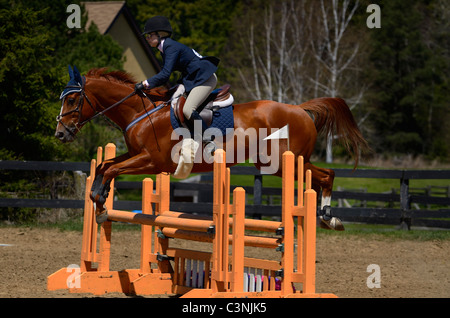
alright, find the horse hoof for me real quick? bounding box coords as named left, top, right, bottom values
left=319, top=216, right=345, bottom=231
left=318, top=218, right=331, bottom=230
left=95, top=204, right=108, bottom=224
left=96, top=211, right=108, bottom=224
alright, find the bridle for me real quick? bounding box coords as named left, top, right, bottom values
left=56, top=76, right=170, bottom=147
left=56, top=76, right=137, bottom=135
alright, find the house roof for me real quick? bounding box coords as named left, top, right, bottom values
left=84, top=1, right=126, bottom=34
left=83, top=1, right=161, bottom=73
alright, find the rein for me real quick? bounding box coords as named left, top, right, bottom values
left=83, top=90, right=137, bottom=126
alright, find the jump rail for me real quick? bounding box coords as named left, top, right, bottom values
left=47, top=143, right=336, bottom=298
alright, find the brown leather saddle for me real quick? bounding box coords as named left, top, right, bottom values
left=174, top=84, right=232, bottom=126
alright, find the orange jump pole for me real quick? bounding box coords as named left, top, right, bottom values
left=107, top=209, right=215, bottom=233
left=161, top=211, right=282, bottom=233
left=160, top=227, right=280, bottom=249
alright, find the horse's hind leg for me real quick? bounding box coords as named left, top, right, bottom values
left=304, top=162, right=345, bottom=231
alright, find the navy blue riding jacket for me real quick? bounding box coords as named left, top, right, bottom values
left=146, top=38, right=218, bottom=93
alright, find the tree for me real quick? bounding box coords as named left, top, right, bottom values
left=310, top=0, right=363, bottom=163
left=0, top=0, right=126, bottom=161
left=0, top=3, right=61, bottom=160
left=229, top=0, right=367, bottom=163
left=233, top=0, right=313, bottom=103
left=129, top=0, right=241, bottom=60
left=367, top=0, right=449, bottom=159
left=53, top=22, right=126, bottom=160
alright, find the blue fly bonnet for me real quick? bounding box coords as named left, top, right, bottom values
left=60, top=65, right=84, bottom=100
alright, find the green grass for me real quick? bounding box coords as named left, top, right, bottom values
left=114, top=161, right=449, bottom=206
left=0, top=219, right=85, bottom=232
left=3, top=219, right=448, bottom=241
left=229, top=161, right=449, bottom=192
left=315, top=162, right=450, bottom=193
left=317, top=222, right=450, bottom=241
left=229, top=161, right=450, bottom=210
left=103, top=161, right=450, bottom=238
left=0, top=218, right=142, bottom=232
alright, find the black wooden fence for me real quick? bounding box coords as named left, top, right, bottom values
left=1, top=160, right=449, bottom=229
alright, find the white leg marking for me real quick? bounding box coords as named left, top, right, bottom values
left=321, top=195, right=331, bottom=209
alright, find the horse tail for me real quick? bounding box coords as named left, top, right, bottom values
left=300, top=97, right=370, bottom=168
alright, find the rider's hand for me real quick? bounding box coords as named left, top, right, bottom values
left=134, top=82, right=145, bottom=91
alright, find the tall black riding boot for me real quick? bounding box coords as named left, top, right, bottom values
left=188, top=111, right=216, bottom=158
left=189, top=110, right=212, bottom=143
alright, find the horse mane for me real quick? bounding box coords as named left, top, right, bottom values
left=86, top=68, right=137, bottom=86
left=86, top=68, right=172, bottom=100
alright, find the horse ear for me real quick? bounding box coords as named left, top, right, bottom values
left=68, top=65, right=74, bottom=79
left=73, top=65, right=82, bottom=84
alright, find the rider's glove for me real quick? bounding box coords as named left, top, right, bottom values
left=134, top=82, right=145, bottom=91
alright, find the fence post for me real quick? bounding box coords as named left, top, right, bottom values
left=399, top=172, right=411, bottom=230
left=253, top=175, right=263, bottom=219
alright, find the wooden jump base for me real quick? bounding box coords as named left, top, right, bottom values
left=48, top=143, right=336, bottom=298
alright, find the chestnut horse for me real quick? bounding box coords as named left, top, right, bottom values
left=55, top=67, right=369, bottom=230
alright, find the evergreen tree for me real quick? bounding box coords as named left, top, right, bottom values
left=0, top=3, right=61, bottom=160
left=128, top=0, right=241, bottom=81
left=0, top=0, right=125, bottom=161
left=367, top=0, right=449, bottom=158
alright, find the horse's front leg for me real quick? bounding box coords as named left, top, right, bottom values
left=91, top=152, right=158, bottom=224
left=89, top=153, right=131, bottom=223
left=90, top=152, right=130, bottom=203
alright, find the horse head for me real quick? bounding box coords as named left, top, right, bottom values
left=55, top=65, right=96, bottom=143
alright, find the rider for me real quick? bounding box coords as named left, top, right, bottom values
left=135, top=16, right=219, bottom=143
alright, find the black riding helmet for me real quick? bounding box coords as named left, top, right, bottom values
left=143, top=16, right=173, bottom=37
